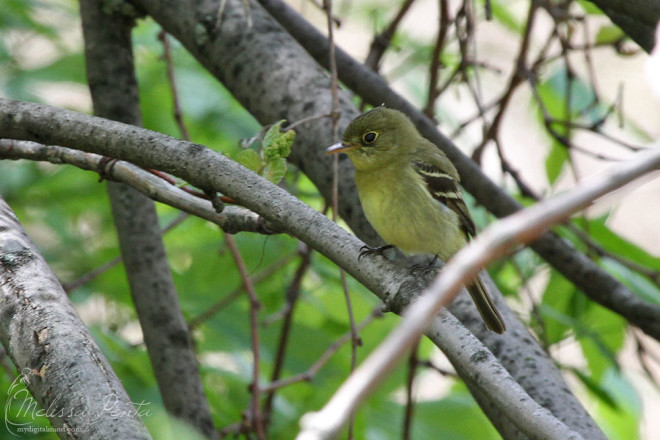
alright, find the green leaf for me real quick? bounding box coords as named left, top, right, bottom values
left=545, top=141, right=569, bottom=184
left=595, top=25, right=625, bottom=45
left=235, top=148, right=262, bottom=173
left=540, top=270, right=580, bottom=344
left=263, top=119, right=294, bottom=161
left=263, top=158, right=288, bottom=184
left=577, top=0, right=605, bottom=15
left=569, top=367, right=619, bottom=409
left=593, top=368, right=642, bottom=440
left=602, top=259, right=660, bottom=306
left=578, top=305, right=625, bottom=381
left=586, top=216, right=660, bottom=271
left=481, top=0, right=523, bottom=32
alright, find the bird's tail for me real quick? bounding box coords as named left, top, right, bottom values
left=466, top=275, right=506, bottom=334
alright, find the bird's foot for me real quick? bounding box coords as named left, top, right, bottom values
left=358, top=244, right=395, bottom=261
left=410, top=255, right=440, bottom=275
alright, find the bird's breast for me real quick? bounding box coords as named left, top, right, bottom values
left=355, top=165, right=466, bottom=259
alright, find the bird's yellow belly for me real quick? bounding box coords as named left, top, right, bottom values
left=356, top=169, right=465, bottom=260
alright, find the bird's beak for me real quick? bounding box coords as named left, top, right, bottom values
left=326, top=142, right=359, bottom=155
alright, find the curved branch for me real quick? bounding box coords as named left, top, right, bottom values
left=0, top=98, right=402, bottom=306
left=0, top=140, right=274, bottom=235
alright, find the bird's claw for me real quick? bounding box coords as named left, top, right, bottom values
left=358, top=244, right=394, bottom=261
left=410, top=255, right=440, bottom=275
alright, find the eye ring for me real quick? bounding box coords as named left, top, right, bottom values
left=362, top=131, right=378, bottom=144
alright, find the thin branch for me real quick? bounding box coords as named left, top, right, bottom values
left=0, top=140, right=274, bottom=235
left=324, top=1, right=359, bottom=435
left=422, top=0, right=450, bottom=118
left=402, top=339, right=420, bottom=440
left=364, top=0, right=416, bottom=71
left=263, top=243, right=312, bottom=426
left=633, top=329, right=660, bottom=388
left=418, top=359, right=455, bottom=377
left=158, top=31, right=190, bottom=140
left=282, top=112, right=333, bottom=132
left=225, top=234, right=265, bottom=439
left=188, top=251, right=297, bottom=330
left=471, top=0, right=539, bottom=164
left=261, top=307, right=383, bottom=394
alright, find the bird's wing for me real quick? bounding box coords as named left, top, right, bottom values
left=412, top=158, right=477, bottom=238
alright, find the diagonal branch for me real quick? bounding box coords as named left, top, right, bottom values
left=0, top=196, right=152, bottom=439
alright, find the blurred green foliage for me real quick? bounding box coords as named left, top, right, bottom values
left=1, top=1, right=657, bottom=439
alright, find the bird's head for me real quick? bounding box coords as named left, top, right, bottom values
left=326, top=107, right=418, bottom=171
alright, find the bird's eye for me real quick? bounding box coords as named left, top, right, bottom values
left=362, top=132, right=378, bottom=144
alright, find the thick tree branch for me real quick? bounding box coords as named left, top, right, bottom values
left=0, top=98, right=404, bottom=319
left=0, top=98, right=605, bottom=439
left=0, top=139, right=273, bottom=234
left=0, top=196, right=152, bottom=439
left=79, top=2, right=217, bottom=437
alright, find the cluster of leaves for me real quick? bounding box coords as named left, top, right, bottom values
left=236, top=120, right=295, bottom=185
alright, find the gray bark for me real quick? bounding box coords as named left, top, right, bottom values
left=79, top=2, right=217, bottom=437
left=0, top=196, right=152, bottom=440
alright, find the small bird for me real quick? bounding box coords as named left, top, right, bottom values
left=327, top=107, right=505, bottom=333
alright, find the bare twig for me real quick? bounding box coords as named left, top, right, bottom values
left=364, top=0, right=416, bottom=71
left=402, top=339, right=420, bottom=440
left=263, top=244, right=312, bottom=426
left=471, top=0, right=539, bottom=164
left=225, top=235, right=265, bottom=439
left=422, top=0, right=450, bottom=119
left=158, top=31, right=190, bottom=140
left=188, top=251, right=297, bottom=330
left=261, top=307, right=383, bottom=394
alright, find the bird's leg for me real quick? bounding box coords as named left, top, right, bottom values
left=410, top=255, right=440, bottom=275
left=358, top=244, right=395, bottom=261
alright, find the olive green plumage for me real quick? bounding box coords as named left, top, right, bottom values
left=327, top=107, right=505, bottom=334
